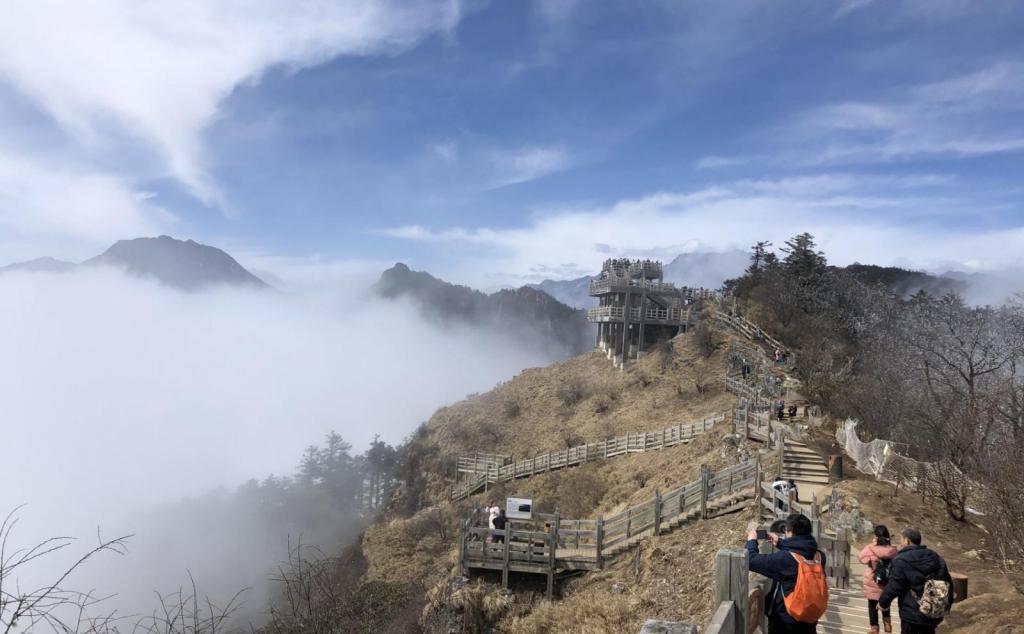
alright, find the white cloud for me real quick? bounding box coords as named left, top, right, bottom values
left=792, top=63, right=1024, bottom=164
left=380, top=173, right=1024, bottom=287
left=489, top=145, right=570, bottom=187
left=0, top=266, right=550, bottom=615
left=695, top=155, right=749, bottom=169
left=0, top=152, right=175, bottom=246
left=0, top=0, right=467, bottom=204
left=229, top=249, right=395, bottom=292
left=835, top=0, right=877, bottom=17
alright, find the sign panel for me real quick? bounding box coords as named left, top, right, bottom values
left=506, top=496, right=533, bottom=520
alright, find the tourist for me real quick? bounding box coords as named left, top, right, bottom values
left=772, top=478, right=791, bottom=511
left=859, top=525, right=899, bottom=634
left=788, top=404, right=798, bottom=418
left=492, top=508, right=507, bottom=544
left=488, top=502, right=500, bottom=529
left=746, top=514, right=828, bottom=633
left=787, top=479, right=798, bottom=504
left=878, top=527, right=953, bottom=633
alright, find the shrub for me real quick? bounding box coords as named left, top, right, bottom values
left=557, top=376, right=590, bottom=408
left=694, top=320, right=717, bottom=359
left=502, top=397, right=522, bottom=419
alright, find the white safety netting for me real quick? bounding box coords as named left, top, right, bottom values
left=836, top=419, right=893, bottom=478
left=836, top=420, right=966, bottom=498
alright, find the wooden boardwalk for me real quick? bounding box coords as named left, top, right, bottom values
left=714, top=310, right=789, bottom=358
left=459, top=460, right=759, bottom=596
left=451, top=413, right=726, bottom=501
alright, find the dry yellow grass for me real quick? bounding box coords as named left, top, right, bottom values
left=498, top=512, right=754, bottom=633
left=361, top=506, right=459, bottom=589
left=420, top=332, right=736, bottom=504
left=360, top=327, right=771, bottom=632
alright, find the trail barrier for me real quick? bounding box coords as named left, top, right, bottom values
left=451, top=413, right=727, bottom=500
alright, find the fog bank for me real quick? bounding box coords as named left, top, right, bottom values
left=0, top=268, right=550, bottom=622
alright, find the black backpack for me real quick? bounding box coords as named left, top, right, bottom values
left=873, top=557, right=893, bottom=586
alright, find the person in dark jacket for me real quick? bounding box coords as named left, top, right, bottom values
left=492, top=509, right=507, bottom=544
left=746, top=513, right=826, bottom=633
left=879, top=527, right=953, bottom=633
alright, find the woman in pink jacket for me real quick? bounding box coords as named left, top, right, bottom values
left=859, top=525, right=899, bottom=633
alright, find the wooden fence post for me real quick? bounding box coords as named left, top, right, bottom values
left=547, top=509, right=560, bottom=598
left=502, top=525, right=511, bottom=589
left=458, top=517, right=466, bottom=576
left=810, top=493, right=821, bottom=540
left=700, top=465, right=710, bottom=519
left=754, top=452, right=763, bottom=519
left=775, top=431, right=785, bottom=479
left=714, top=548, right=749, bottom=634
left=653, top=489, right=662, bottom=536
left=596, top=515, right=605, bottom=569
left=626, top=508, right=632, bottom=539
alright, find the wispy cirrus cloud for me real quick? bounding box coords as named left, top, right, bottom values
left=488, top=145, right=571, bottom=187
left=379, top=172, right=1023, bottom=287
left=0, top=0, right=469, bottom=230
left=695, top=155, right=750, bottom=170
left=792, top=63, right=1024, bottom=165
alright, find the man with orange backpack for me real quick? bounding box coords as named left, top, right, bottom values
left=747, top=513, right=829, bottom=633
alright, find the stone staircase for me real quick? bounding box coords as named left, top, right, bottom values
left=818, top=561, right=902, bottom=634
left=782, top=438, right=832, bottom=500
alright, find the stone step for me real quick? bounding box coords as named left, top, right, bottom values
left=784, top=455, right=826, bottom=465
left=782, top=462, right=830, bottom=472
left=785, top=446, right=819, bottom=456
left=783, top=474, right=831, bottom=484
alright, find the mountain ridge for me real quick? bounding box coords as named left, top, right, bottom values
left=0, top=235, right=267, bottom=291
left=376, top=262, right=593, bottom=359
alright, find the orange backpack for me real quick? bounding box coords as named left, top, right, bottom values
left=783, top=551, right=829, bottom=623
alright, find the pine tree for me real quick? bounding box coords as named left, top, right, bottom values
left=781, top=232, right=827, bottom=280
left=746, top=241, right=773, bottom=276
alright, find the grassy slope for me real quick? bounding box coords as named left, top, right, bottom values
left=358, top=324, right=1024, bottom=632
left=360, top=329, right=756, bottom=631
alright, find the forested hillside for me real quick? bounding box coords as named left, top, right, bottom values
left=727, top=234, right=1024, bottom=585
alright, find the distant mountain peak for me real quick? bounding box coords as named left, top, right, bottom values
left=375, top=262, right=592, bottom=358
left=84, top=235, right=268, bottom=291
left=0, top=256, right=77, bottom=275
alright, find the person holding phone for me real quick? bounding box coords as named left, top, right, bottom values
left=746, top=514, right=828, bottom=633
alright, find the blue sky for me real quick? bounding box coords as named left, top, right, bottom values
left=1, top=0, right=1022, bottom=288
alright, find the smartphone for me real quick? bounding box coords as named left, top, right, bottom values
left=756, top=529, right=768, bottom=540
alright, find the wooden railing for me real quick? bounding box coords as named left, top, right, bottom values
left=586, top=305, right=694, bottom=323
left=460, top=459, right=761, bottom=596
left=456, top=453, right=512, bottom=476
left=725, top=376, right=774, bottom=411
left=714, top=310, right=792, bottom=362
left=451, top=413, right=726, bottom=500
